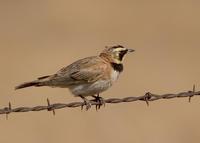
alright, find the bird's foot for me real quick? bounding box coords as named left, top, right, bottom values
left=79, top=95, right=92, bottom=110
left=82, top=99, right=92, bottom=111
left=92, top=95, right=105, bottom=110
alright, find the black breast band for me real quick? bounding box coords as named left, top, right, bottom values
left=111, top=63, right=123, bottom=72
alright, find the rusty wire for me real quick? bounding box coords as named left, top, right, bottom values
left=0, top=85, right=200, bottom=117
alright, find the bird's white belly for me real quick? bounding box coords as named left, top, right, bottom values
left=69, top=71, right=120, bottom=97
left=69, top=80, right=112, bottom=97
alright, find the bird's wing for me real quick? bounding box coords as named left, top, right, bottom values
left=50, top=56, right=108, bottom=85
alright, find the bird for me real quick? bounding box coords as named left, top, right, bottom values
left=15, top=45, right=135, bottom=110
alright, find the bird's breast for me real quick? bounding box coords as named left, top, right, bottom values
left=110, top=70, right=120, bottom=83
left=69, top=80, right=112, bottom=96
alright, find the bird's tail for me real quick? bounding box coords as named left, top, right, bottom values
left=15, top=75, right=51, bottom=90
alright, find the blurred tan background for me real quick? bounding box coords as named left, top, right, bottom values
left=0, top=0, right=200, bottom=143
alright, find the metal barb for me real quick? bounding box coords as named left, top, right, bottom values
left=144, top=92, right=152, bottom=106
left=189, top=85, right=196, bottom=103
left=47, top=98, right=55, bottom=116
left=6, top=102, right=12, bottom=120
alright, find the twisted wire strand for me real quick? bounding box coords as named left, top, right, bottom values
left=0, top=86, right=200, bottom=116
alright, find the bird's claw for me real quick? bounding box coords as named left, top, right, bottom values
left=81, top=99, right=92, bottom=111
left=79, top=95, right=92, bottom=110
left=92, top=95, right=105, bottom=110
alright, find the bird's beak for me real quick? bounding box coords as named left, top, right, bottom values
left=127, top=49, right=135, bottom=53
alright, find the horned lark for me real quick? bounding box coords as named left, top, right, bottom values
left=15, top=45, right=134, bottom=110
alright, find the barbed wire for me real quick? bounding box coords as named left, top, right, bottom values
left=0, top=85, right=200, bottom=118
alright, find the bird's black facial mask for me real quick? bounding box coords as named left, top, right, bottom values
left=118, top=49, right=128, bottom=61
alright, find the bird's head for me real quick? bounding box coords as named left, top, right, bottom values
left=100, top=45, right=135, bottom=64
